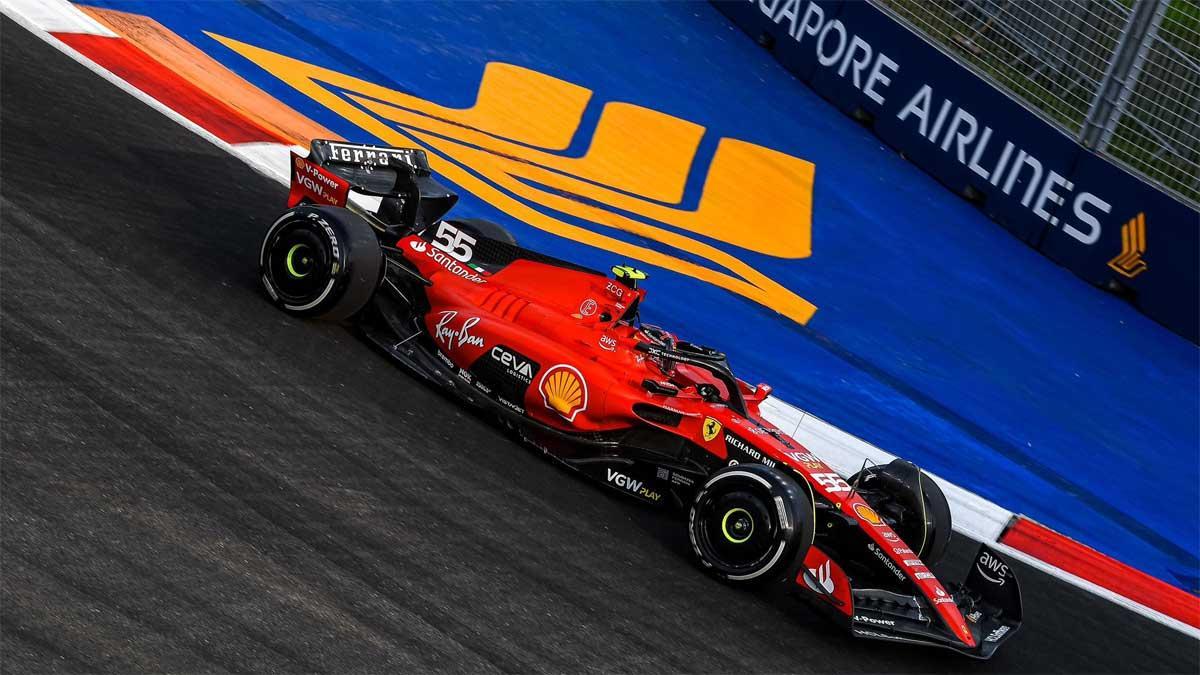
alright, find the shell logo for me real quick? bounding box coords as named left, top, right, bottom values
left=854, top=502, right=882, bottom=525
left=539, top=364, right=588, bottom=422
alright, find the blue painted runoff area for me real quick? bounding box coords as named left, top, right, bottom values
left=94, top=1, right=1198, bottom=591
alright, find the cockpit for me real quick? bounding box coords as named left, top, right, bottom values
left=635, top=325, right=754, bottom=415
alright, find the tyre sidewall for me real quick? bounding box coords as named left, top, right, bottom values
left=850, top=461, right=953, bottom=565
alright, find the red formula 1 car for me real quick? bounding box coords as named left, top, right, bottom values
left=258, top=140, right=1023, bottom=658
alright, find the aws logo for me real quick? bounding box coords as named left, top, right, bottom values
left=211, top=35, right=819, bottom=324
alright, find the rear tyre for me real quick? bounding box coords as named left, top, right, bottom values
left=448, top=218, right=517, bottom=246
left=259, top=205, right=383, bottom=320
left=848, top=459, right=952, bottom=565
left=689, top=464, right=814, bottom=585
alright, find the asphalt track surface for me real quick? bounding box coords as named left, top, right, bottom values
left=1, top=18, right=1196, bottom=674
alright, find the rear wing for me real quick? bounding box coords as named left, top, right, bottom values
left=288, top=139, right=458, bottom=230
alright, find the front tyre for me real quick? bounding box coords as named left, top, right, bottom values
left=260, top=205, right=383, bottom=320
left=849, top=459, right=952, bottom=565
left=689, top=464, right=814, bottom=586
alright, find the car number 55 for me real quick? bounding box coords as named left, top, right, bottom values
left=432, top=221, right=476, bottom=262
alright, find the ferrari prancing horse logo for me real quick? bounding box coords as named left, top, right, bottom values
left=702, top=417, right=723, bottom=442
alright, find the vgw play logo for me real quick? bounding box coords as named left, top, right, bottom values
left=211, top=35, right=819, bottom=325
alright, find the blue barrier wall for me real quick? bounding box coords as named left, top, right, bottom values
left=92, top=0, right=1199, bottom=591
left=716, top=0, right=1199, bottom=344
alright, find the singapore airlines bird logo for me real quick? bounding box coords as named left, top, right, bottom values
left=1107, top=212, right=1148, bottom=279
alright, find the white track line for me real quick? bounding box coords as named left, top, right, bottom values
left=3, top=0, right=113, bottom=35
left=4, top=0, right=1195, bottom=640
left=760, top=399, right=1199, bottom=638
left=759, top=397, right=1012, bottom=542
left=0, top=0, right=291, bottom=188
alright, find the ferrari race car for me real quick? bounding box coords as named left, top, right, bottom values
left=258, top=140, right=1023, bottom=658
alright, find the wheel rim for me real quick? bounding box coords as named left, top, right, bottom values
left=721, top=507, right=754, bottom=543
left=696, top=491, right=776, bottom=572
left=285, top=243, right=314, bottom=278
left=266, top=227, right=333, bottom=304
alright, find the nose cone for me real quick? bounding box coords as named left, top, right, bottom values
left=942, top=606, right=976, bottom=648
left=924, top=578, right=976, bottom=648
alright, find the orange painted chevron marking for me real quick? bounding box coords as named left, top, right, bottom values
left=75, top=4, right=337, bottom=147
left=208, top=34, right=820, bottom=324
left=1107, top=212, right=1148, bottom=279
left=55, top=32, right=288, bottom=145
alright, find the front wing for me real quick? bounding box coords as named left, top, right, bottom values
left=798, top=543, right=1022, bottom=659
